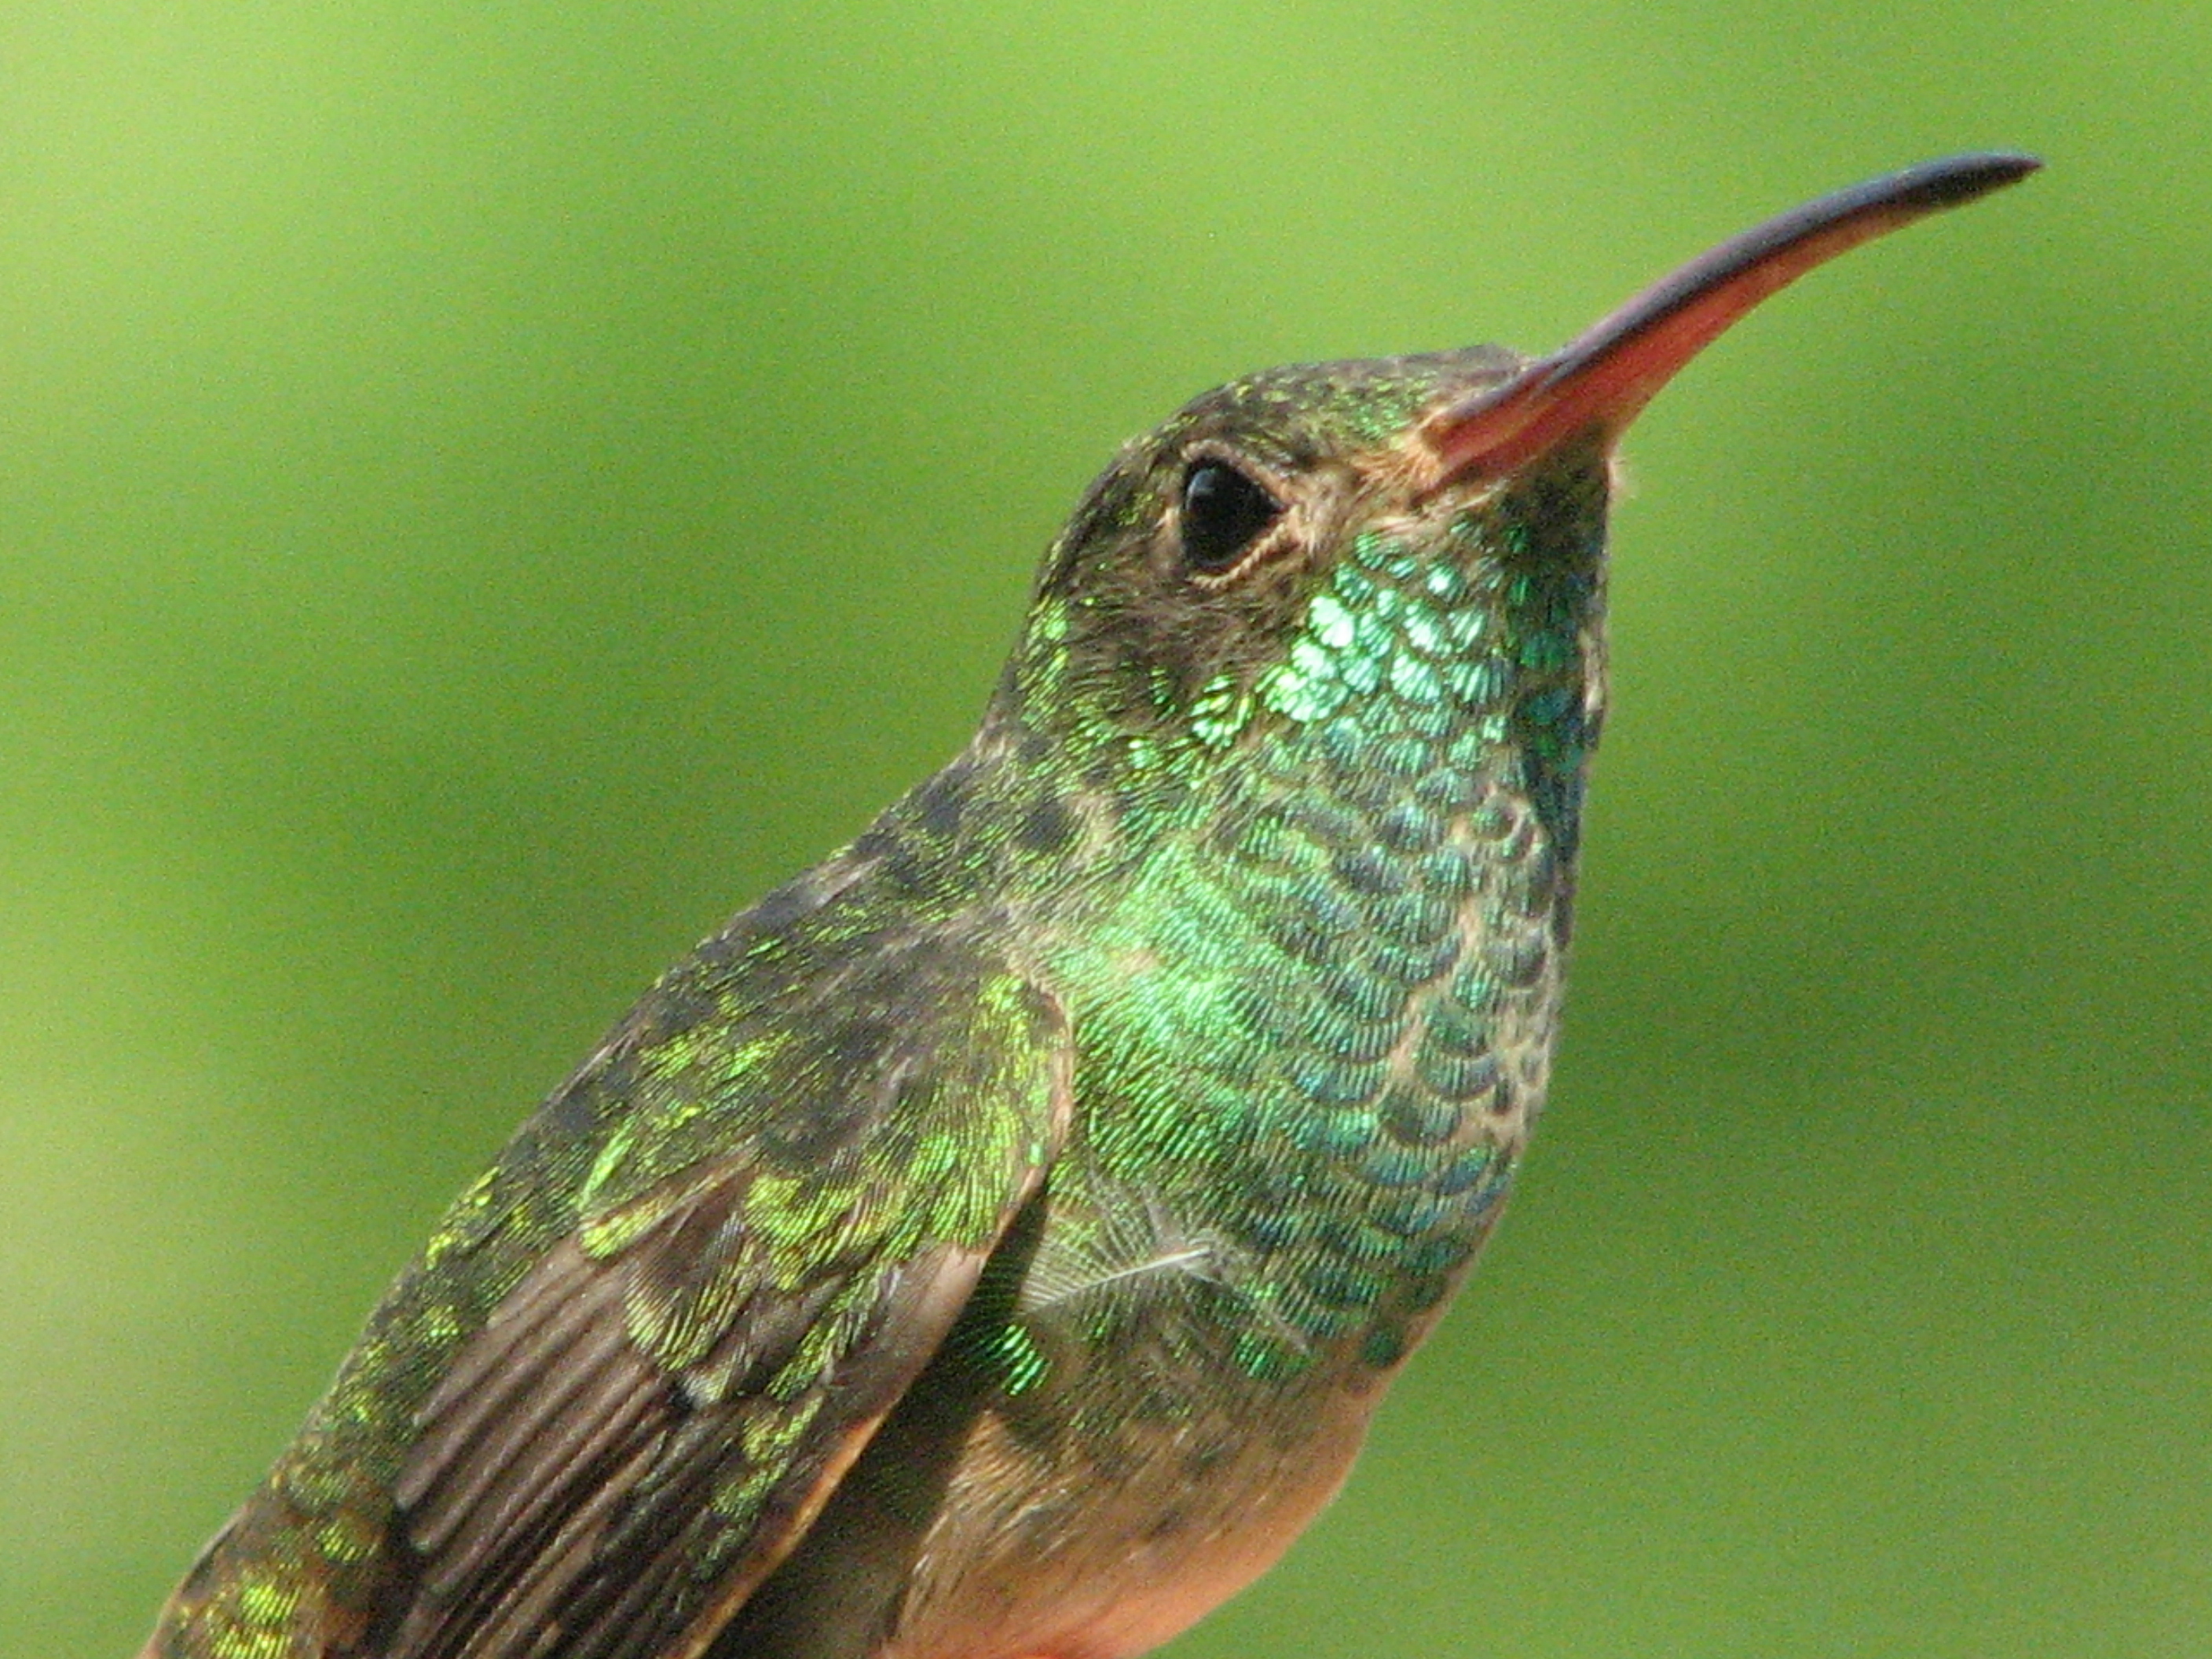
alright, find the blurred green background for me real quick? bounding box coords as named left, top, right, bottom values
left=3, top=2, right=2205, bottom=1655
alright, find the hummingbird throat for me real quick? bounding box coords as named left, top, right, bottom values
left=1058, top=452, right=1613, bottom=1378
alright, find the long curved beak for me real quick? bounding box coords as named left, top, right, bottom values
left=1419, top=152, right=2039, bottom=485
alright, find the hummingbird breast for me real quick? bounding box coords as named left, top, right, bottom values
left=783, top=476, right=1615, bottom=1659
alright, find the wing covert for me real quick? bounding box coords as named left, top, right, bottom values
left=383, top=962, right=1071, bottom=1659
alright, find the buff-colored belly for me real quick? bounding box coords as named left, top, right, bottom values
left=881, top=1379, right=1379, bottom=1659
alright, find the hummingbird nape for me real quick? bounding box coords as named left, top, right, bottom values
left=141, top=152, right=2036, bottom=1659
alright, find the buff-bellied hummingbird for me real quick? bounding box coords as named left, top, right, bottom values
left=141, top=152, right=2037, bottom=1659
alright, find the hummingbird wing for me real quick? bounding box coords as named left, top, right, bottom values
left=377, top=941, right=1073, bottom=1659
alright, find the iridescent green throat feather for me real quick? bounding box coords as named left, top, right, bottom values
left=1004, top=361, right=1611, bottom=1378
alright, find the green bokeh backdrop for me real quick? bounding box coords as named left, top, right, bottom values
left=5, top=4, right=2207, bottom=1655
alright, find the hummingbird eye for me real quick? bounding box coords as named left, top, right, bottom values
left=1177, top=460, right=1282, bottom=575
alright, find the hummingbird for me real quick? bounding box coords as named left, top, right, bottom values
left=140, top=152, right=2035, bottom=1659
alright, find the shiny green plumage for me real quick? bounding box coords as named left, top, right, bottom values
left=140, top=156, right=2035, bottom=1659
left=148, top=348, right=1594, bottom=1659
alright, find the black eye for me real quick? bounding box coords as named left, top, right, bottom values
left=1179, top=460, right=1282, bottom=573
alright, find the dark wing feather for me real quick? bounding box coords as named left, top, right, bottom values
left=380, top=958, right=1071, bottom=1659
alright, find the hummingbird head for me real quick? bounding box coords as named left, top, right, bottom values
left=998, top=152, right=2038, bottom=852
left=1014, top=343, right=1591, bottom=772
